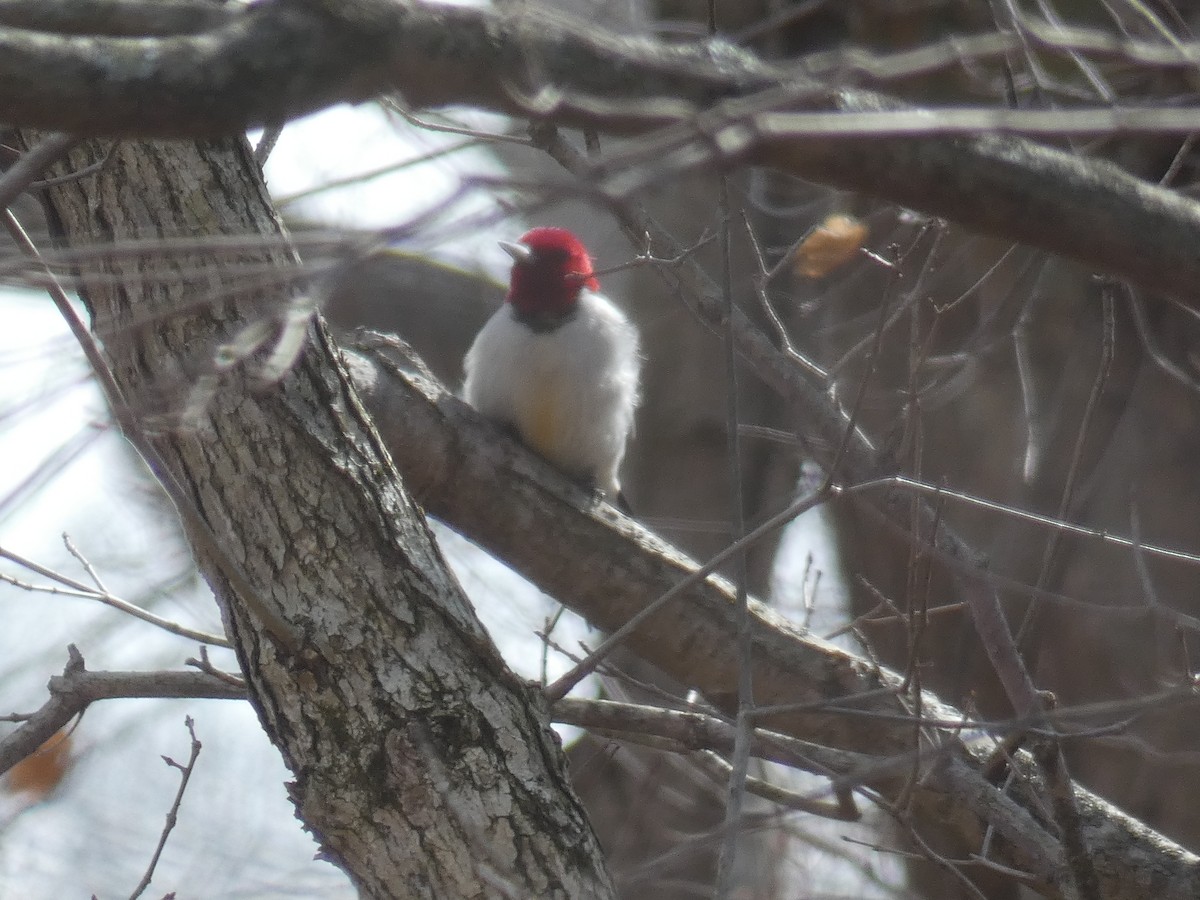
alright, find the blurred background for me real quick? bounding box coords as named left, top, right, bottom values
left=7, top=1, right=1200, bottom=898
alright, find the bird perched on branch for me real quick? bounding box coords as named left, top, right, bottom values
left=463, top=227, right=640, bottom=506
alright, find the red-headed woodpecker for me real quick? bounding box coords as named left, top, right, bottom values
left=463, top=227, right=641, bottom=503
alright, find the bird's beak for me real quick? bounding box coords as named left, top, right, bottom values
left=499, top=240, right=533, bottom=264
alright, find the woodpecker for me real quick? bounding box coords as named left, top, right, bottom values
left=463, top=227, right=640, bottom=504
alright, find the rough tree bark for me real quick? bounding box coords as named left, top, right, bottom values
left=27, top=133, right=615, bottom=899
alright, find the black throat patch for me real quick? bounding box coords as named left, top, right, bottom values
left=512, top=304, right=579, bottom=333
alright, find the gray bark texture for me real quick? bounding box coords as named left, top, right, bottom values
left=29, top=134, right=615, bottom=900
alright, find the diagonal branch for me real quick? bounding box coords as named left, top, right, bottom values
left=349, top=333, right=1200, bottom=899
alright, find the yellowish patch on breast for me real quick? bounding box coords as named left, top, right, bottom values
left=521, top=382, right=568, bottom=466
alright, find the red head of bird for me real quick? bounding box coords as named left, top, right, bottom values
left=500, top=227, right=601, bottom=323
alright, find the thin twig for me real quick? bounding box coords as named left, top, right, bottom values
left=713, top=155, right=754, bottom=899
left=1035, top=742, right=1102, bottom=900
left=0, top=131, right=78, bottom=210
left=29, top=141, right=115, bottom=189
left=587, top=230, right=716, bottom=280
left=61, top=532, right=110, bottom=594
left=842, top=474, right=1200, bottom=572
left=2, top=209, right=299, bottom=650
left=185, top=647, right=246, bottom=689
left=542, top=480, right=829, bottom=703
left=253, top=124, right=282, bottom=166
left=1017, top=281, right=1117, bottom=652
left=0, top=542, right=230, bottom=647
left=693, top=750, right=857, bottom=819
left=128, top=716, right=203, bottom=900
left=386, top=101, right=534, bottom=146
left=741, top=213, right=827, bottom=379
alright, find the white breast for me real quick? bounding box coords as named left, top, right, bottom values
left=463, top=290, right=640, bottom=497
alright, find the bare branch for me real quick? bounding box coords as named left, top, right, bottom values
left=0, top=0, right=232, bottom=36
left=0, top=130, right=77, bottom=209
left=532, top=128, right=1044, bottom=730
left=2, top=208, right=298, bottom=650
left=0, top=647, right=243, bottom=779
left=0, top=1, right=752, bottom=136
left=4, top=2, right=1200, bottom=303
left=554, top=695, right=865, bottom=813
left=128, top=716, right=203, bottom=900
left=1, top=539, right=229, bottom=645
left=692, top=750, right=858, bottom=820
left=351, top=332, right=1200, bottom=898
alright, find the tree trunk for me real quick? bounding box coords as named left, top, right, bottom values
left=29, top=134, right=615, bottom=900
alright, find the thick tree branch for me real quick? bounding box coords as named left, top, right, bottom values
left=350, top=334, right=1200, bottom=899
left=4, top=2, right=1200, bottom=301
left=0, top=0, right=761, bottom=135
left=0, top=0, right=230, bottom=36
